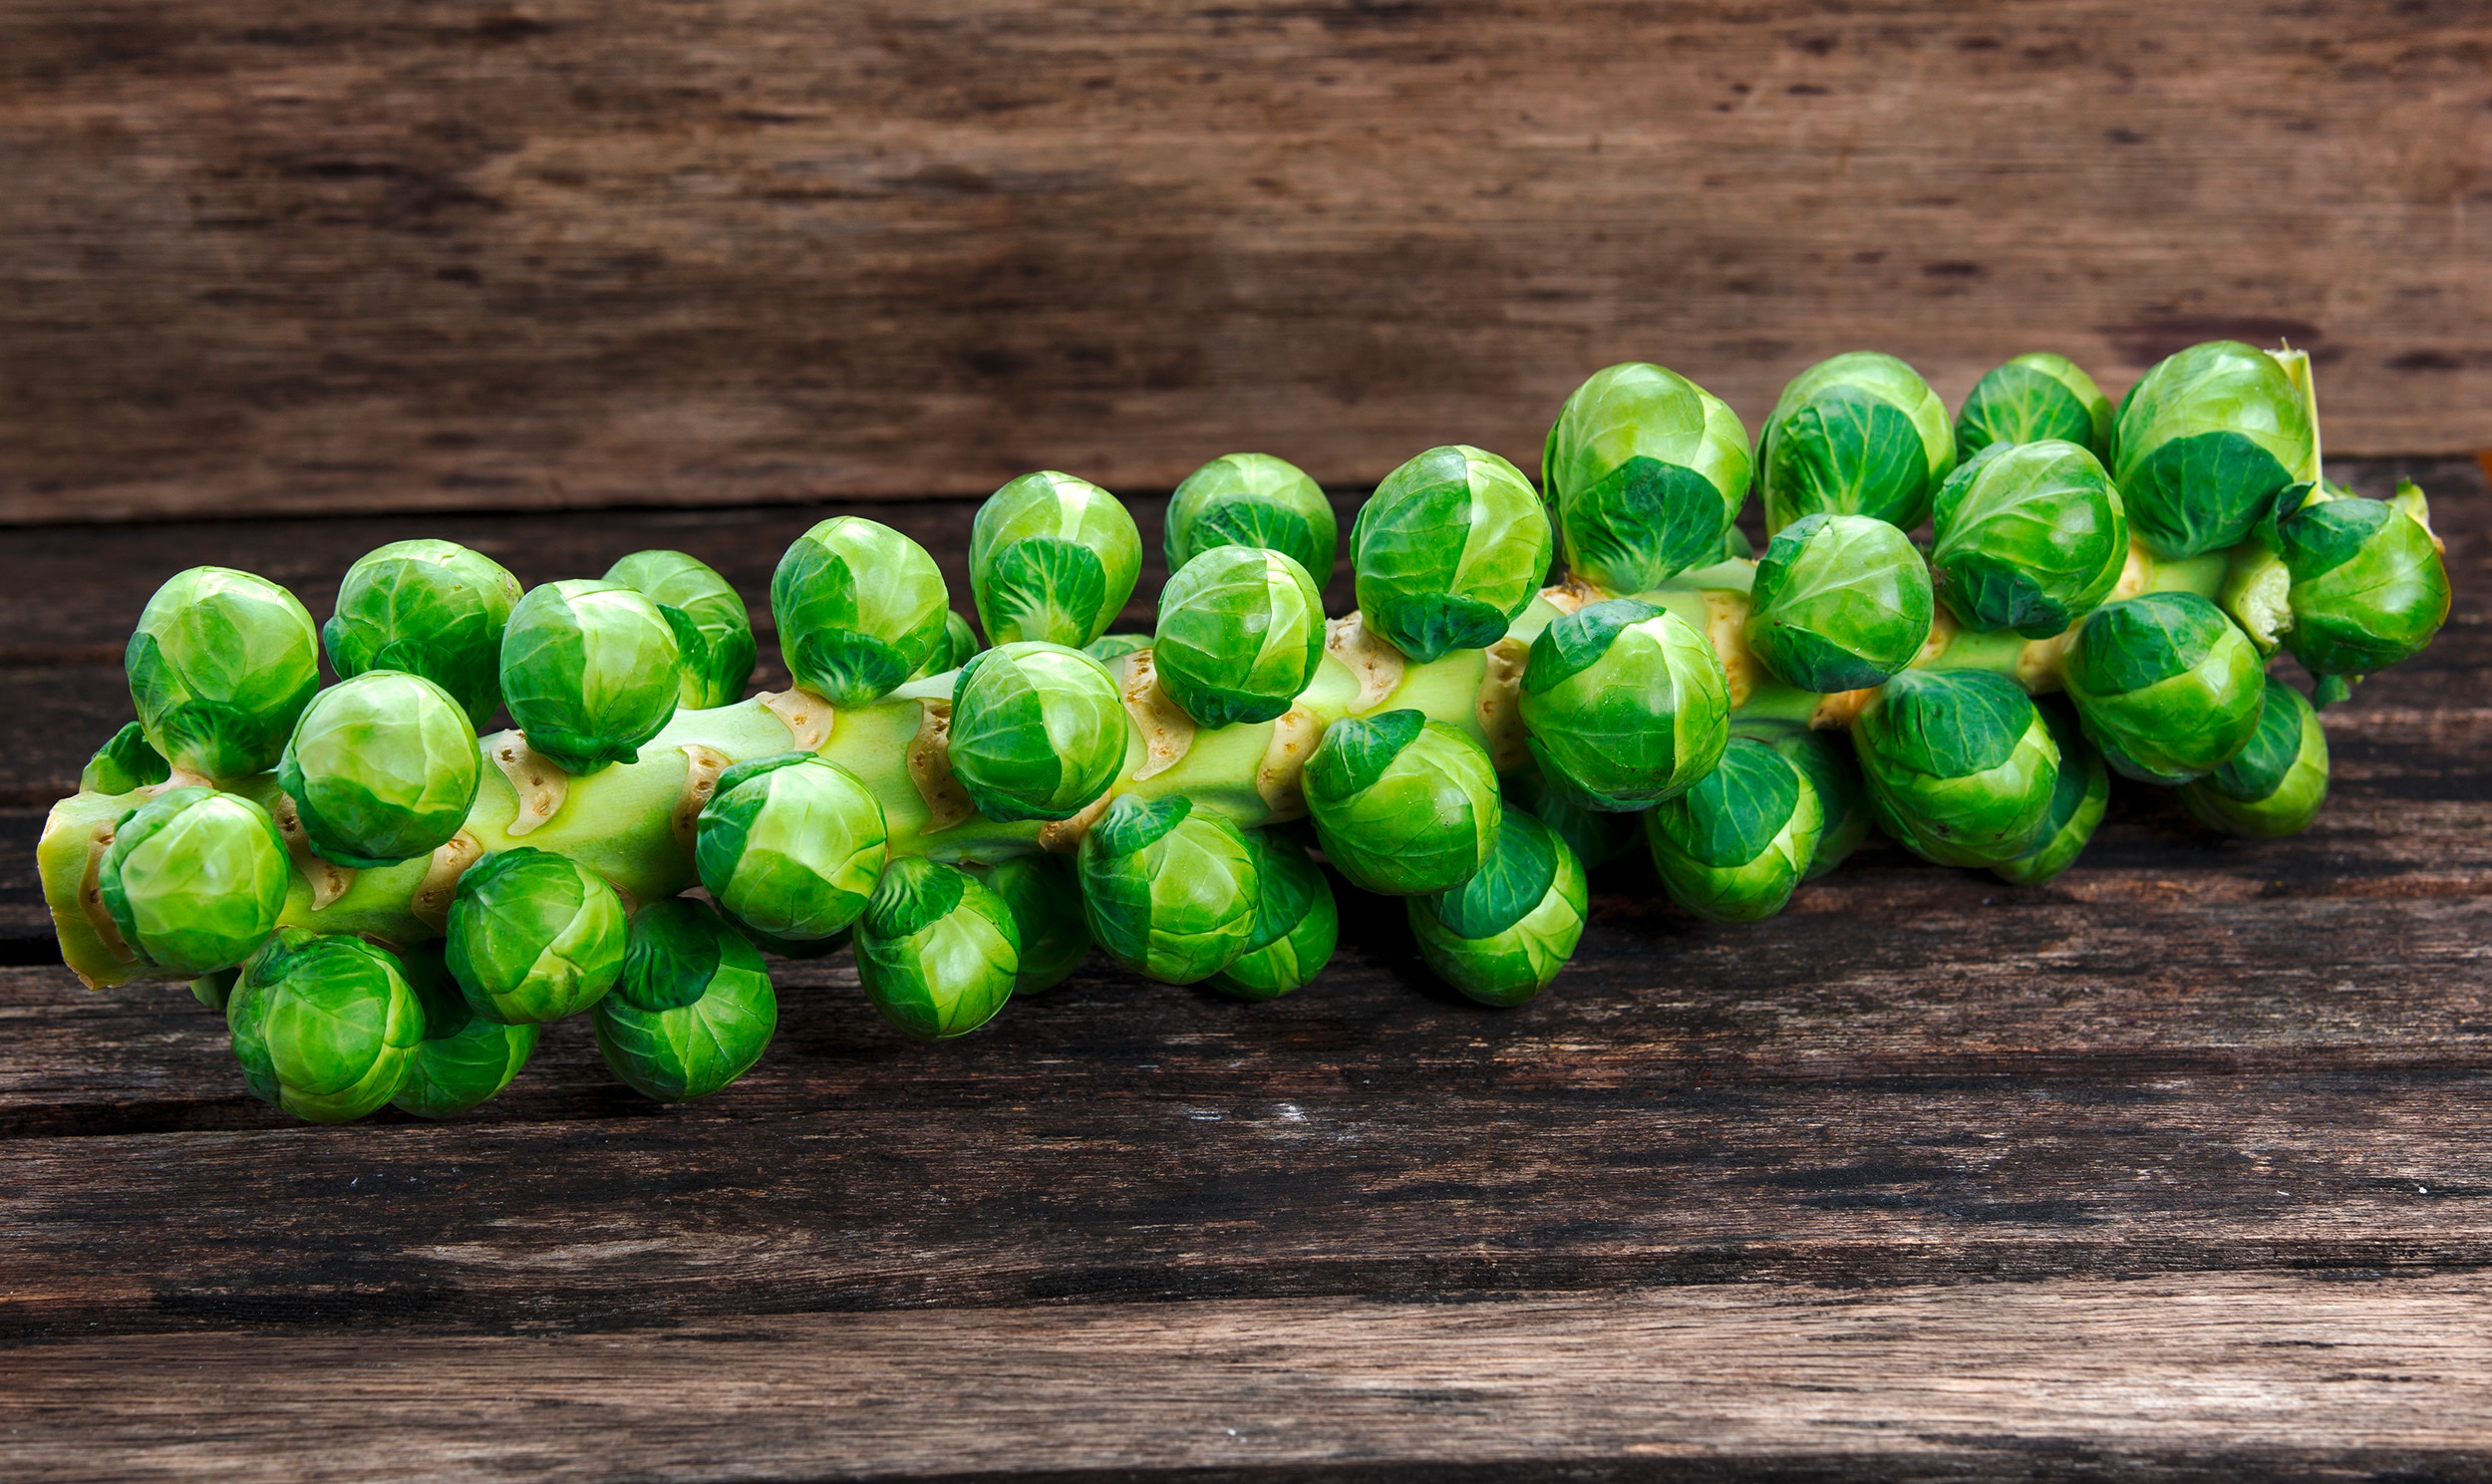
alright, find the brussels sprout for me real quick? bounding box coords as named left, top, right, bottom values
left=695, top=753, right=888, bottom=941
left=1759, top=727, right=1872, bottom=879
left=1953, top=353, right=2115, bottom=461
left=1743, top=514, right=1934, bottom=691
left=1078, top=794, right=1261, bottom=984
left=191, top=967, right=239, bottom=1013
left=2112, top=340, right=2314, bottom=558
left=1153, top=547, right=1327, bottom=728
left=1852, top=669, right=2060, bottom=867
left=1757, top=352, right=1955, bottom=533
left=391, top=942, right=538, bottom=1118
left=1166, top=451, right=1339, bottom=581
left=969, top=471, right=1143, bottom=649
left=853, top=857, right=1020, bottom=1039
left=126, top=566, right=322, bottom=780
left=1502, top=764, right=1639, bottom=869
left=1644, top=737, right=1823, bottom=923
left=1352, top=445, right=1552, bottom=662
left=771, top=516, right=952, bottom=705
left=498, top=579, right=682, bottom=774
left=1517, top=599, right=1728, bottom=809
left=603, top=549, right=758, bottom=709
left=1086, top=633, right=1151, bottom=664
left=2179, top=676, right=2330, bottom=838
left=1540, top=362, right=1754, bottom=593
left=964, top=855, right=1090, bottom=995
left=2275, top=486, right=2450, bottom=683
left=98, top=786, right=289, bottom=978
left=1303, top=710, right=1501, bottom=895
left=324, top=539, right=522, bottom=731
left=1207, top=829, right=1338, bottom=1002
left=947, top=642, right=1129, bottom=822
left=82, top=722, right=169, bottom=795
left=1929, top=440, right=2129, bottom=638
left=226, top=929, right=423, bottom=1123
left=276, top=672, right=482, bottom=868
left=1406, top=811, right=1588, bottom=1007
left=909, top=609, right=986, bottom=680
left=445, top=846, right=628, bottom=1025
left=2062, top=592, right=2264, bottom=783
left=1991, top=702, right=2109, bottom=886
left=594, top=898, right=779, bottom=1101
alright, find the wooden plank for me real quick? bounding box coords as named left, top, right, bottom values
left=3, top=3, right=2489, bottom=523
left=6, top=1046, right=2492, bottom=1336
left=7, top=1276, right=2492, bottom=1481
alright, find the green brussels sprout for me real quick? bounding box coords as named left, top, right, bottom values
left=1207, top=829, right=1339, bottom=1002
left=2274, top=486, right=2450, bottom=683
left=1352, top=445, right=1553, bottom=662
left=191, top=967, right=239, bottom=1013
left=1540, top=362, right=1754, bottom=593
left=969, top=471, right=1143, bottom=649
left=445, top=846, right=629, bottom=1025
left=1929, top=440, right=2129, bottom=638
left=1990, top=702, right=2109, bottom=886
left=1166, top=451, right=1338, bottom=582
left=1085, top=633, right=1150, bottom=664
left=948, top=642, right=1129, bottom=822
left=1406, top=811, right=1588, bottom=1007
left=1953, top=353, right=2114, bottom=461
left=126, top=566, right=322, bottom=780
left=1757, top=352, right=1956, bottom=533
left=853, top=857, right=1021, bottom=1039
left=276, top=672, right=482, bottom=868
left=82, top=722, right=170, bottom=795
left=603, top=549, right=758, bottom=710
left=909, top=609, right=986, bottom=680
left=391, top=943, right=538, bottom=1118
left=963, top=855, right=1090, bottom=996
left=226, top=929, right=423, bottom=1123
left=1743, top=514, right=1934, bottom=691
left=1078, top=794, right=1261, bottom=984
left=1851, top=669, right=2060, bottom=867
left=1517, top=599, right=1728, bottom=809
left=695, top=753, right=888, bottom=941
left=498, top=579, right=682, bottom=774
left=2179, top=677, right=2330, bottom=838
left=98, top=785, right=289, bottom=978
left=594, top=898, right=779, bottom=1101
left=771, top=516, right=952, bottom=706
left=324, top=539, right=522, bottom=732
left=1502, top=764, right=1639, bottom=870
left=1153, top=547, right=1327, bottom=728
left=2062, top=592, right=2264, bottom=783
left=2112, top=340, right=2314, bottom=558
left=1759, top=727, right=1872, bottom=879
left=1303, top=710, right=1501, bottom=895
left=1644, top=737, right=1823, bottom=923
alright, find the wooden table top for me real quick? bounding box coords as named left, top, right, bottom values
left=4, top=457, right=2487, bottom=1480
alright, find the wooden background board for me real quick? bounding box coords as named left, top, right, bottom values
left=1, top=455, right=2487, bottom=1479
left=5, top=1, right=2492, bottom=524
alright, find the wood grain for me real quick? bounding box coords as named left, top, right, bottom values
left=5, top=3, right=2490, bottom=523
left=8, top=1276, right=2492, bottom=1482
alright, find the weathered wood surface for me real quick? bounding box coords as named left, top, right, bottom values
left=10, top=1278, right=2492, bottom=1483
left=0, top=456, right=2486, bottom=1478
left=5, top=2, right=2491, bottom=524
